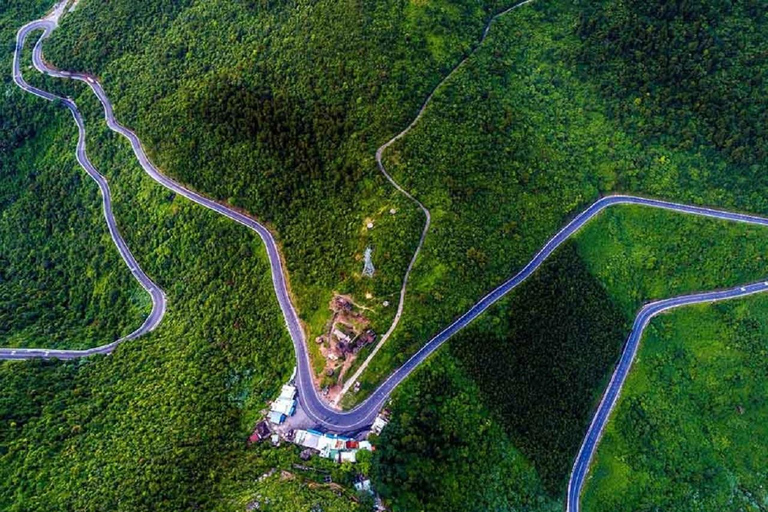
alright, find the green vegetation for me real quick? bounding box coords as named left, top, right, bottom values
left=576, top=206, right=768, bottom=317
left=366, top=0, right=768, bottom=507
left=0, top=1, right=147, bottom=349
left=3, top=10, right=306, bottom=507
left=4, top=0, right=768, bottom=510
left=225, top=468, right=370, bottom=512
left=353, top=0, right=768, bottom=400
left=578, top=0, right=768, bottom=167
left=1, top=68, right=374, bottom=507
left=43, top=0, right=517, bottom=353
left=0, top=87, right=287, bottom=510
left=373, top=350, right=559, bottom=512
left=372, top=207, right=768, bottom=508
left=2, top=1, right=525, bottom=509
left=582, top=295, right=768, bottom=511
left=371, top=243, right=623, bottom=510
left=446, top=243, right=629, bottom=493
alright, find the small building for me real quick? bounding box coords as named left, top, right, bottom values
left=271, top=397, right=296, bottom=417
left=333, top=328, right=352, bottom=343
left=325, top=448, right=342, bottom=461
left=249, top=420, right=271, bottom=443
left=279, top=385, right=297, bottom=401
left=293, top=430, right=367, bottom=463
left=371, top=415, right=389, bottom=435
left=295, top=429, right=322, bottom=450
left=354, top=478, right=372, bottom=494
left=267, top=380, right=297, bottom=425
left=332, top=296, right=353, bottom=312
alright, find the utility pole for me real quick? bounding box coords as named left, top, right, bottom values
left=363, top=246, right=375, bottom=277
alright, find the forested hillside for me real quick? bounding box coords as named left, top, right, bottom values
left=43, top=0, right=515, bottom=344
left=373, top=350, right=560, bottom=512
left=1, top=58, right=363, bottom=507
left=1, top=0, right=538, bottom=509
left=371, top=205, right=768, bottom=509
left=3, top=0, right=768, bottom=510
left=352, top=0, right=768, bottom=401
left=583, top=295, right=768, bottom=511
left=578, top=0, right=768, bottom=166
left=364, top=1, right=768, bottom=508
left=1, top=0, right=148, bottom=349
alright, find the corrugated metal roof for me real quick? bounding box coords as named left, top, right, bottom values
left=295, top=430, right=321, bottom=450
left=270, top=397, right=296, bottom=416
left=279, top=385, right=297, bottom=401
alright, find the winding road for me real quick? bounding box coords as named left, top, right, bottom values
left=5, top=2, right=768, bottom=511
left=3, top=7, right=166, bottom=360
left=339, top=0, right=536, bottom=400
left=565, top=280, right=768, bottom=512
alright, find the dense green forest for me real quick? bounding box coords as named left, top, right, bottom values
left=36, top=0, right=768, bottom=401
left=2, top=3, right=357, bottom=507
left=353, top=0, right=768, bottom=398
left=372, top=243, right=624, bottom=510
left=582, top=295, right=768, bottom=511
left=4, top=0, right=768, bottom=510
left=373, top=350, right=559, bottom=512
left=369, top=0, right=768, bottom=507
left=0, top=0, right=148, bottom=349
left=1, top=0, right=533, bottom=509
left=578, top=0, right=768, bottom=166
left=370, top=205, right=768, bottom=509
left=363, top=0, right=768, bottom=498
left=1, top=60, right=370, bottom=508
left=43, top=0, right=517, bottom=346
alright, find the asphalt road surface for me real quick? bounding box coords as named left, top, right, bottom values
left=2, top=14, right=165, bottom=361
left=6, top=5, right=768, bottom=510
left=340, top=0, right=537, bottom=400
left=564, top=280, right=768, bottom=512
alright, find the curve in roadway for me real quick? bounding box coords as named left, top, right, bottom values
left=340, top=0, right=537, bottom=400
left=2, top=15, right=165, bottom=360
left=10, top=16, right=768, bottom=433
left=8, top=14, right=768, bottom=512
left=566, top=280, right=768, bottom=512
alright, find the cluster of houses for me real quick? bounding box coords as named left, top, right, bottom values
left=250, top=369, right=392, bottom=471
left=334, top=328, right=377, bottom=357
left=293, top=429, right=374, bottom=463
left=269, top=384, right=297, bottom=425
left=248, top=390, right=390, bottom=506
